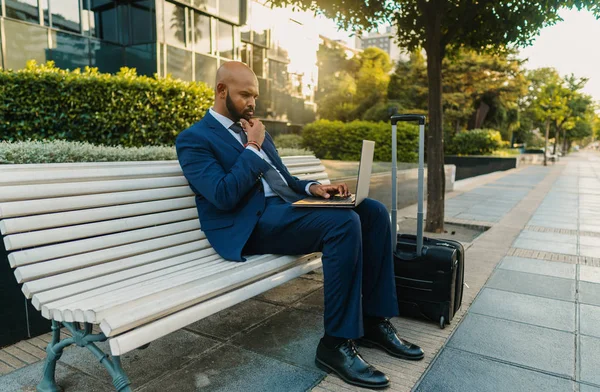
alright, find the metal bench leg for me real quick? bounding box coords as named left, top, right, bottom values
left=37, top=321, right=75, bottom=392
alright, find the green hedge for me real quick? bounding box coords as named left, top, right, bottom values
left=273, top=134, right=304, bottom=149
left=302, top=119, right=418, bottom=162
left=0, top=140, right=313, bottom=164
left=0, top=61, right=214, bottom=147
left=446, top=129, right=506, bottom=155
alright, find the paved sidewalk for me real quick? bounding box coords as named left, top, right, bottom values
left=415, top=151, right=600, bottom=392
left=1, top=152, right=598, bottom=392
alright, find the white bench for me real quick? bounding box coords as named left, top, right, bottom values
left=0, top=157, right=329, bottom=392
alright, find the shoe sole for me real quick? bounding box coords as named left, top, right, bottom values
left=357, top=338, right=425, bottom=361
left=314, top=358, right=390, bottom=389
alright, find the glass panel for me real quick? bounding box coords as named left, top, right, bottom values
left=81, top=0, right=90, bottom=34
left=166, top=45, right=192, bottom=81
left=192, top=12, right=210, bottom=54
left=117, top=3, right=129, bottom=45
left=130, top=1, right=156, bottom=44
left=249, top=2, right=269, bottom=47
left=5, top=0, right=39, bottom=24
left=89, top=0, right=118, bottom=43
left=252, top=46, right=264, bottom=78
left=41, top=0, right=49, bottom=26
left=194, top=53, right=217, bottom=88
left=126, top=44, right=157, bottom=76
left=51, top=0, right=82, bottom=33
left=269, top=59, right=288, bottom=90
left=217, top=21, right=233, bottom=59
left=194, top=0, right=216, bottom=13
left=164, top=1, right=186, bottom=48
left=4, top=19, right=49, bottom=70
left=240, top=42, right=249, bottom=66
left=90, top=38, right=123, bottom=73
left=218, top=0, right=239, bottom=25
left=49, top=30, right=89, bottom=70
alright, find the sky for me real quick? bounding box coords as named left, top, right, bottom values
left=316, top=9, right=600, bottom=104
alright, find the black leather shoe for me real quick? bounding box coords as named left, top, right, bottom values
left=315, top=339, right=390, bottom=389
left=357, top=319, right=424, bottom=360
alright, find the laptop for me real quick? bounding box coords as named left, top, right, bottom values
left=292, top=140, right=375, bottom=208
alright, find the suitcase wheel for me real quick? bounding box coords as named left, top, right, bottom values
left=439, top=316, right=446, bottom=329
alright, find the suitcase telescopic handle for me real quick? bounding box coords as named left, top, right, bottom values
left=390, top=114, right=426, bottom=256
left=391, top=114, right=426, bottom=125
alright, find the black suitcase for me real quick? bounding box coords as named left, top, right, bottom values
left=389, top=114, right=465, bottom=329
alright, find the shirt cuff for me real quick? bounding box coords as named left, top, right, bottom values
left=305, top=181, right=319, bottom=196
left=246, top=145, right=262, bottom=157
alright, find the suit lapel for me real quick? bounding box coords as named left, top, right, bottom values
left=204, top=112, right=244, bottom=153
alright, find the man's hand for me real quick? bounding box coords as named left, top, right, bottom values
left=309, top=183, right=350, bottom=199
left=240, top=118, right=265, bottom=147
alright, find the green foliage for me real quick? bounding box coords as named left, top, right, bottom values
left=302, top=119, right=418, bottom=162
left=0, top=140, right=313, bottom=164
left=0, top=61, right=214, bottom=147
left=362, top=101, right=404, bottom=122
left=446, top=129, right=506, bottom=156
left=273, top=134, right=304, bottom=149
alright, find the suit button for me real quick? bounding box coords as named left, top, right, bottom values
left=256, top=210, right=262, bottom=216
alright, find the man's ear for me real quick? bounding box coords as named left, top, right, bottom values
left=216, top=83, right=227, bottom=98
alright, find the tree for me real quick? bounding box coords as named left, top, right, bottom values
left=269, top=0, right=599, bottom=232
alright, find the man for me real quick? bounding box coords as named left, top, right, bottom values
left=176, top=61, right=423, bottom=389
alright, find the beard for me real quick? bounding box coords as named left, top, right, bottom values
left=226, top=91, right=253, bottom=122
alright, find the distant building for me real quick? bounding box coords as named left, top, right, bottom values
left=0, top=0, right=319, bottom=126
left=356, top=25, right=406, bottom=63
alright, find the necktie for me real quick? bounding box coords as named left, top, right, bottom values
left=229, top=123, right=301, bottom=203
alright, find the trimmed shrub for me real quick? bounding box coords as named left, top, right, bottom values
left=446, top=129, right=505, bottom=155
left=0, top=61, right=213, bottom=147
left=0, top=140, right=313, bottom=164
left=273, top=134, right=304, bottom=149
left=302, top=119, right=418, bottom=162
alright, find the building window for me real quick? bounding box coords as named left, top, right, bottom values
left=252, top=46, right=265, bottom=78
left=167, top=45, right=192, bottom=81
left=193, top=11, right=210, bottom=54
left=164, top=1, right=186, bottom=48
left=195, top=53, right=217, bottom=87
left=50, top=0, right=82, bottom=33
left=217, top=21, right=233, bottom=59
left=130, top=1, right=156, bottom=45
left=218, top=0, right=239, bottom=25
left=88, top=0, right=119, bottom=43
left=4, top=19, right=48, bottom=70
left=5, top=0, right=40, bottom=24
left=193, top=0, right=216, bottom=14
left=49, top=30, right=89, bottom=70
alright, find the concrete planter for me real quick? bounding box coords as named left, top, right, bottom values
left=445, top=156, right=519, bottom=180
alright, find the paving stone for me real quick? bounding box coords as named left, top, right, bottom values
left=498, top=256, right=576, bottom=279
left=141, top=344, right=323, bottom=392
left=580, top=245, right=600, bottom=258
left=580, top=383, right=600, bottom=392
left=528, top=220, right=578, bottom=230
left=581, top=224, right=600, bottom=233
left=469, top=288, right=575, bottom=332
left=486, top=269, right=576, bottom=302
left=255, top=277, right=323, bottom=305
left=230, top=308, right=324, bottom=372
left=415, top=348, right=574, bottom=392
left=580, top=304, right=600, bottom=339
left=447, top=313, right=574, bottom=377
left=59, top=329, right=219, bottom=389
left=580, top=282, right=600, bottom=307
left=293, top=287, right=324, bottom=314
left=580, top=265, right=600, bottom=284
left=303, top=268, right=324, bottom=282
left=581, top=335, right=600, bottom=386
left=0, top=361, right=110, bottom=392
left=580, top=237, right=600, bottom=247
left=186, top=299, right=285, bottom=340
left=516, top=230, right=577, bottom=245
left=513, top=237, right=577, bottom=255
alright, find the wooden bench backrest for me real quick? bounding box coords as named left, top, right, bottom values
left=0, top=157, right=329, bottom=315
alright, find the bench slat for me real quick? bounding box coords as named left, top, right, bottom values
left=1, top=197, right=197, bottom=235
left=105, top=256, right=322, bottom=355
left=26, top=239, right=212, bottom=301
left=33, top=249, right=219, bottom=310
left=0, top=186, right=194, bottom=219
left=4, top=208, right=198, bottom=250
left=49, top=255, right=278, bottom=322
left=8, top=219, right=200, bottom=268
left=0, top=177, right=189, bottom=202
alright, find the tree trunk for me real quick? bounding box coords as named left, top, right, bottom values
left=544, top=120, right=550, bottom=166
left=554, top=128, right=560, bottom=161
left=562, top=129, right=568, bottom=155
left=424, top=12, right=445, bottom=233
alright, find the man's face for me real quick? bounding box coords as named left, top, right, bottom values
left=223, top=80, right=259, bottom=122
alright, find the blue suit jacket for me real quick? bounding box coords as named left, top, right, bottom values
left=175, top=112, right=314, bottom=261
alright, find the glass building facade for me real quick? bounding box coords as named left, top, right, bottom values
left=0, top=0, right=317, bottom=125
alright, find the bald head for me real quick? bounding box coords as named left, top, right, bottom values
left=213, top=61, right=259, bottom=122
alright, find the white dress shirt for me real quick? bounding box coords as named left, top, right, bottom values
left=208, top=108, right=315, bottom=198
